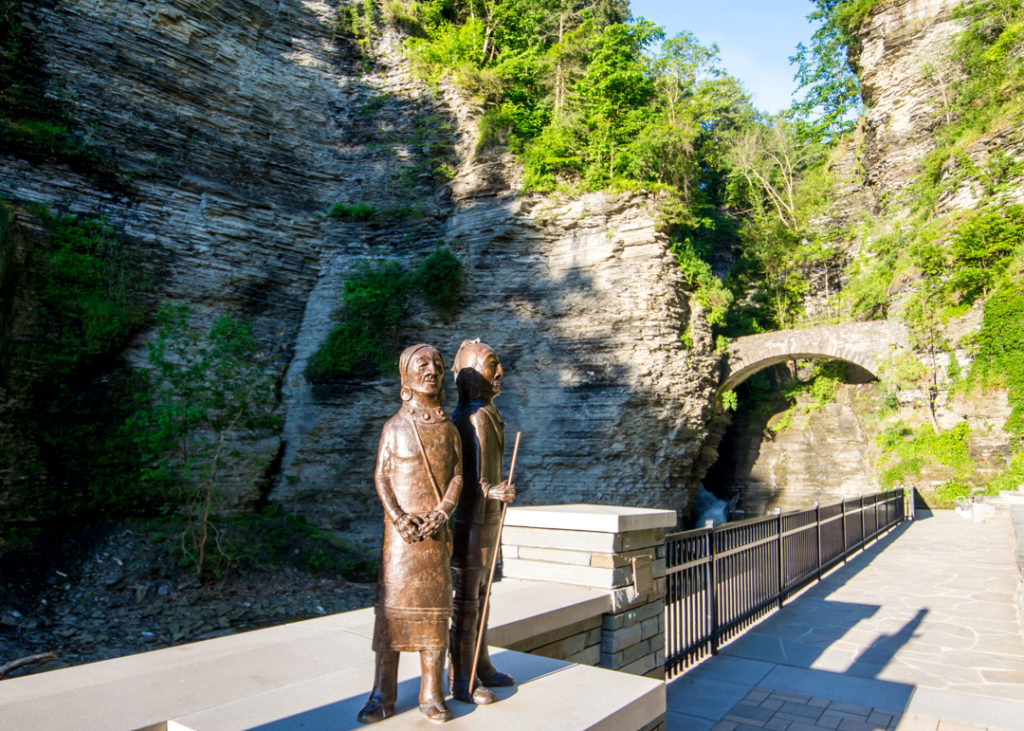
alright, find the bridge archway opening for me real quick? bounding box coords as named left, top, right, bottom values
left=696, top=357, right=881, bottom=528
left=718, top=354, right=880, bottom=400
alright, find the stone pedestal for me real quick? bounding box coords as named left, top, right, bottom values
left=500, top=504, right=676, bottom=679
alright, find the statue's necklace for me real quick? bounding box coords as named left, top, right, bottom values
left=401, top=402, right=446, bottom=424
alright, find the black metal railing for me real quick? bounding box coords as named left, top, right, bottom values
left=664, top=488, right=908, bottom=678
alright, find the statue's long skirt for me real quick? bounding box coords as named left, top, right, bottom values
left=372, top=520, right=452, bottom=652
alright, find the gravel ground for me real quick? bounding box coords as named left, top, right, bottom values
left=0, top=518, right=378, bottom=678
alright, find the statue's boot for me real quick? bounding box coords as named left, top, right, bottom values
left=357, top=650, right=398, bottom=724
left=418, top=650, right=452, bottom=724
left=474, top=589, right=515, bottom=688
left=449, top=598, right=496, bottom=704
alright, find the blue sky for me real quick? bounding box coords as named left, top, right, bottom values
left=629, top=0, right=818, bottom=114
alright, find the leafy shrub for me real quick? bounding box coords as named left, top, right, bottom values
left=946, top=205, right=1024, bottom=305
left=767, top=360, right=847, bottom=434
left=0, top=210, right=150, bottom=519
left=22, top=214, right=145, bottom=388
left=670, top=236, right=733, bottom=327
left=967, top=278, right=1024, bottom=436
left=876, top=421, right=975, bottom=489
left=306, top=248, right=463, bottom=382
left=414, top=245, right=461, bottom=316
left=931, top=479, right=973, bottom=508
left=307, top=259, right=411, bottom=382
left=326, top=201, right=378, bottom=221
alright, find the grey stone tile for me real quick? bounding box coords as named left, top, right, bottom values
left=665, top=710, right=718, bottom=731
left=867, top=711, right=895, bottom=728
left=837, top=719, right=883, bottom=731
left=908, top=687, right=1024, bottom=731
left=772, top=691, right=812, bottom=703
left=744, top=689, right=771, bottom=704
left=727, top=703, right=776, bottom=722
left=667, top=675, right=752, bottom=722
left=817, top=713, right=844, bottom=729
left=829, top=702, right=873, bottom=717
left=760, top=666, right=912, bottom=712
left=778, top=702, right=825, bottom=720
left=684, top=654, right=777, bottom=686
left=724, top=715, right=770, bottom=728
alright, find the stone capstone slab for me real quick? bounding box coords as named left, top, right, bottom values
left=504, top=504, right=677, bottom=533
left=0, top=579, right=661, bottom=731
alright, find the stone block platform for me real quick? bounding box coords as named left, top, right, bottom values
left=0, top=579, right=664, bottom=731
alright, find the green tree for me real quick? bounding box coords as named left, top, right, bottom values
left=788, top=0, right=864, bottom=143
left=724, top=118, right=824, bottom=330
left=947, top=205, right=1024, bottom=304
left=726, top=119, right=805, bottom=232
left=129, top=304, right=280, bottom=578
left=573, top=20, right=661, bottom=183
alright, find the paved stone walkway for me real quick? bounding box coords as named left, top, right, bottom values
left=665, top=507, right=1024, bottom=731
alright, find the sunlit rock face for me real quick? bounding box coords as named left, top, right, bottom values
left=2, top=1, right=714, bottom=523
left=855, top=0, right=964, bottom=202
left=855, top=0, right=1024, bottom=212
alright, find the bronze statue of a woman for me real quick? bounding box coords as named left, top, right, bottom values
left=448, top=339, right=516, bottom=705
left=358, top=344, right=463, bottom=725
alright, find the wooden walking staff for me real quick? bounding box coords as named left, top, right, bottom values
left=468, top=430, right=521, bottom=695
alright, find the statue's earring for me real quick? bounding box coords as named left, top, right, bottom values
left=400, top=385, right=413, bottom=401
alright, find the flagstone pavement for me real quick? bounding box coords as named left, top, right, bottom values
left=664, top=505, right=1024, bottom=731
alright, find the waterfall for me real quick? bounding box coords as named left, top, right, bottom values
left=692, top=484, right=729, bottom=527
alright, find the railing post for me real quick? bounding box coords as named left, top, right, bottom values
left=840, top=497, right=847, bottom=562
left=859, top=493, right=865, bottom=550
left=907, top=485, right=916, bottom=521
left=874, top=493, right=879, bottom=541
left=775, top=507, right=784, bottom=608
left=815, top=501, right=822, bottom=581
left=708, top=524, right=718, bottom=655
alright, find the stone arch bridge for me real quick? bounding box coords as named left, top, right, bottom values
left=720, top=320, right=899, bottom=393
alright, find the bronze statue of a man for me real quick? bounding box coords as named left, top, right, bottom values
left=358, top=344, right=463, bottom=725
left=448, top=339, right=516, bottom=705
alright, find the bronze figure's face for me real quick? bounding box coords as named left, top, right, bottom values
left=408, top=349, right=443, bottom=396
left=400, top=344, right=444, bottom=401
left=477, top=348, right=502, bottom=395
left=453, top=340, right=502, bottom=399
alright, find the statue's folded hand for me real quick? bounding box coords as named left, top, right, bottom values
left=417, top=509, right=448, bottom=538
left=395, top=513, right=422, bottom=543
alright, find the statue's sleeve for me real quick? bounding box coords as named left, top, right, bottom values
left=374, top=424, right=404, bottom=522
left=469, top=409, right=499, bottom=496
left=439, top=427, right=463, bottom=517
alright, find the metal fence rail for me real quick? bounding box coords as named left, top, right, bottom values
left=664, top=488, right=908, bottom=679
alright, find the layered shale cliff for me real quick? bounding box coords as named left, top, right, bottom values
left=0, top=0, right=717, bottom=525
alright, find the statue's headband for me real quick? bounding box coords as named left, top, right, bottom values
left=399, top=343, right=442, bottom=383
